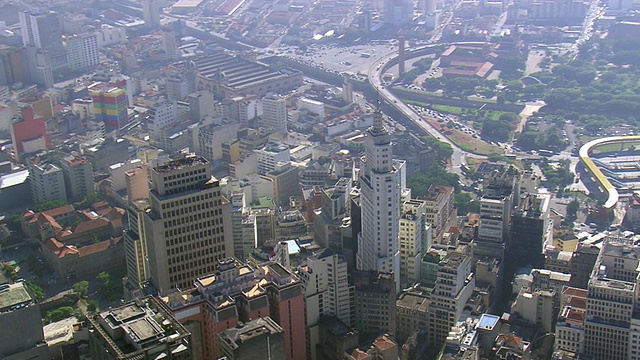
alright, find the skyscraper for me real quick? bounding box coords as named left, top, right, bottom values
left=261, top=93, right=287, bottom=132
left=142, top=155, right=232, bottom=293
left=142, top=0, right=161, bottom=29
left=356, top=108, right=403, bottom=290
left=90, top=83, right=129, bottom=131
left=19, top=10, right=67, bottom=73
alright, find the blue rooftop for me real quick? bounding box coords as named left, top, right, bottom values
left=477, top=314, right=500, bottom=331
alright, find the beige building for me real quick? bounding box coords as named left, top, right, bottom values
left=143, top=155, right=232, bottom=293
left=423, top=184, right=455, bottom=240
left=555, top=286, right=587, bottom=354
left=399, top=199, right=429, bottom=285
left=396, top=289, right=430, bottom=344
left=125, top=165, right=149, bottom=202
left=59, top=155, right=94, bottom=202
left=510, top=287, right=555, bottom=333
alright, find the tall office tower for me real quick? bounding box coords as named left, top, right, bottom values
left=125, top=165, right=150, bottom=202
left=255, top=141, right=290, bottom=175
left=10, top=106, right=50, bottom=161
left=218, top=317, right=285, bottom=360
left=0, top=46, right=26, bottom=86
left=583, top=238, right=640, bottom=360
left=507, top=193, right=550, bottom=274
left=383, top=0, right=414, bottom=22
left=142, top=0, right=161, bottom=29
left=59, top=155, right=94, bottom=202
left=356, top=108, right=402, bottom=290
left=398, top=34, right=406, bottom=74
left=423, top=184, right=455, bottom=240
left=162, top=27, right=179, bottom=61
left=148, top=99, right=177, bottom=141
left=88, top=296, right=192, bottom=360
left=399, top=199, right=429, bottom=286
left=475, top=165, right=518, bottom=259
left=123, top=200, right=149, bottom=299
left=90, top=83, right=129, bottom=131
left=427, top=249, right=475, bottom=347
left=0, top=282, right=49, bottom=359
left=298, top=248, right=354, bottom=360
left=29, top=163, right=67, bottom=204
left=353, top=271, right=397, bottom=338
left=142, top=155, right=232, bottom=293
left=229, top=191, right=257, bottom=261
left=23, top=46, right=53, bottom=88
left=570, top=243, right=599, bottom=289
left=19, top=10, right=67, bottom=73
left=64, top=34, right=100, bottom=72
left=265, top=162, right=300, bottom=208
left=261, top=93, right=287, bottom=132
left=342, top=74, right=353, bottom=103
left=188, top=91, right=215, bottom=121
left=314, top=178, right=352, bottom=250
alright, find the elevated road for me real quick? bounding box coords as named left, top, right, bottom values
left=366, top=44, right=486, bottom=169
left=579, top=135, right=640, bottom=209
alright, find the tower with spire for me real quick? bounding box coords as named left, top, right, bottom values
left=356, top=105, right=403, bottom=292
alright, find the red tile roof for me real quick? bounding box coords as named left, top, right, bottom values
left=43, top=205, right=75, bottom=218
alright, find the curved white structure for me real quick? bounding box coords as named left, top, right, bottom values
left=579, top=135, right=640, bottom=209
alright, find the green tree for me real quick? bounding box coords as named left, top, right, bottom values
left=566, top=199, right=580, bottom=222
left=454, top=192, right=480, bottom=215
left=26, top=282, right=44, bottom=301
left=96, top=272, right=110, bottom=287
left=45, top=306, right=76, bottom=324
left=87, top=300, right=99, bottom=313
left=72, top=281, right=89, bottom=298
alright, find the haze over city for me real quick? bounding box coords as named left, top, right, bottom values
left=0, top=0, right=639, bottom=359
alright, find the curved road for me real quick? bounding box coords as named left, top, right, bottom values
left=366, top=49, right=485, bottom=170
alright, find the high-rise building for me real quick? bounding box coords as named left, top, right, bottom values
left=383, top=0, right=414, bottom=22
left=29, top=163, right=67, bottom=204
left=19, top=10, right=67, bottom=73
left=342, top=75, right=353, bottom=103
left=427, top=249, right=475, bottom=347
left=88, top=296, right=192, bottom=360
left=423, top=184, right=455, bottom=240
left=162, top=27, right=179, bottom=61
left=218, top=317, right=285, bottom=360
left=24, top=45, right=53, bottom=88
left=142, top=155, right=232, bottom=293
left=261, top=94, right=287, bottom=132
left=148, top=99, right=177, bottom=141
left=298, top=248, right=354, bottom=360
left=353, top=271, right=397, bottom=339
left=90, top=83, right=129, bottom=131
left=570, top=243, right=599, bottom=289
left=0, top=282, right=49, bottom=358
left=399, top=199, right=429, bottom=285
left=507, top=193, right=550, bottom=273
left=64, top=33, right=100, bottom=71
left=255, top=141, right=290, bottom=175
left=125, top=165, right=149, bottom=202
left=10, top=106, right=50, bottom=161
left=142, top=0, right=161, bottom=28
left=582, top=238, right=640, bottom=360
left=123, top=200, right=149, bottom=299
left=356, top=108, right=403, bottom=290
left=265, top=162, right=300, bottom=208
left=0, top=45, right=26, bottom=87
left=59, top=155, right=94, bottom=202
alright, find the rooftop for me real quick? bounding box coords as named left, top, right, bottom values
left=0, top=282, right=34, bottom=313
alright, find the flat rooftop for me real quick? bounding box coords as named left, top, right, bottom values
left=0, top=282, right=34, bottom=312
left=194, top=53, right=290, bottom=90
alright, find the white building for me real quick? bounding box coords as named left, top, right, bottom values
left=29, top=163, right=67, bottom=204
left=511, top=287, right=555, bottom=333
left=95, top=25, right=126, bottom=47
left=142, top=0, right=161, bottom=28
left=297, top=98, right=324, bottom=120
left=299, top=248, right=354, bottom=360
left=71, top=99, right=94, bottom=120
left=356, top=108, right=403, bottom=291
left=261, top=93, right=287, bottom=131
left=255, top=141, right=290, bottom=175
left=148, top=100, right=177, bottom=141
left=65, top=34, right=100, bottom=71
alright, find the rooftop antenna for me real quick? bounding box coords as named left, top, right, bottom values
left=373, top=87, right=383, bottom=130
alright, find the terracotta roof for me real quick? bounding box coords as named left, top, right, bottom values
left=562, top=286, right=588, bottom=299
left=43, top=205, right=75, bottom=218
left=567, top=296, right=587, bottom=309
left=45, top=237, right=78, bottom=258
left=72, top=218, right=110, bottom=234
left=373, top=335, right=396, bottom=351
left=78, top=236, right=122, bottom=257
left=36, top=213, right=62, bottom=231
left=350, top=349, right=371, bottom=360
left=22, top=210, right=35, bottom=218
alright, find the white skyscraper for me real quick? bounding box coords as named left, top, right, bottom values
left=261, top=93, right=287, bottom=131
left=356, top=108, right=403, bottom=290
